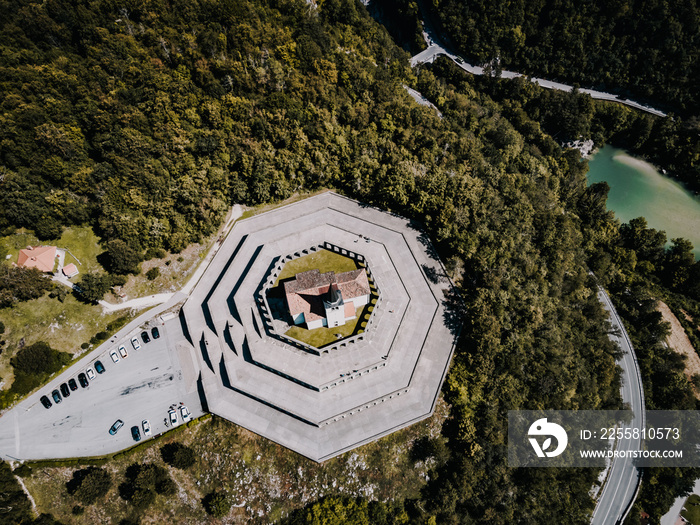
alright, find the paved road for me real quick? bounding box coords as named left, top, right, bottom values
left=409, top=8, right=666, bottom=117
left=591, top=286, right=646, bottom=525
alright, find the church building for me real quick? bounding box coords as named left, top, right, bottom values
left=284, top=268, right=371, bottom=330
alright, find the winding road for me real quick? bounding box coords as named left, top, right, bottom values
left=409, top=7, right=666, bottom=118
left=592, top=285, right=646, bottom=525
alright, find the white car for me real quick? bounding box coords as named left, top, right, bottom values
left=142, top=419, right=151, bottom=437
left=168, top=409, right=178, bottom=426
left=131, top=337, right=141, bottom=350
left=179, top=405, right=191, bottom=423
left=118, top=345, right=128, bottom=359
left=110, top=350, right=120, bottom=363
left=86, top=368, right=95, bottom=380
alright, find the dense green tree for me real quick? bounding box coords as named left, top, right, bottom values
left=160, top=442, right=196, bottom=469
left=0, top=266, right=53, bottom=308
left=285, top=496, right=371, bottom=525
left=119, top=463, right=174, bottom=510
left=11, top=342, right=71, bottom=376
left=105, top=240, right=141, bottom=275
left=66, top=467, right=112, bottom=506
left=0, top=461, right=33, bottom=524
left=76, top=273, right=111, bottom=303
left=202, top=491, right=231, bottom=519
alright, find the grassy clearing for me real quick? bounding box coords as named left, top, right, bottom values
left=683, top=494, right=700, bottom=525
left=22, top=398, right=449, bottom=524
left=54, top=226, right=105, bottom=274
left=0, top=294, right=124, bottom=392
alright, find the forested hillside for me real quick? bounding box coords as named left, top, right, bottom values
left=1, top=0, right=698, bottom=522
left=428, top=0, right=700, bottom=114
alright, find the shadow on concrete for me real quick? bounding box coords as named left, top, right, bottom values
left=241, top=336, right=253, bottom=363
left=422, top=263, right=448, bottom=285
left=179, top=309, right=193, bottom=345
left=417, top=231, right=440, bottom=261
left=223, top=322, right=237, bottom=356
left=196, top=374, right=209, bottom=412
left=225, top=243, right=266, bottom=326
left=201, top=234, right=248, bottom=334
left=199, top=334, right=214, bottom=373
left=219, top=355, right=232, bottom=389
left=441, top=287, right=465, bottom=339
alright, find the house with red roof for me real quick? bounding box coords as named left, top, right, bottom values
left=284, top=269, right=370, bottom=329
left=16, top=245, right=57, bottom=273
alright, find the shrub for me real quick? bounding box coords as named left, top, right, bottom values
left=66, top=467, right=112, bottom=505
left=71, top=505, right=84, bottom=515
left=203, top=491, right=230, bottom=518
left=119, top=463, right=174, bottom=510
left=146, top=267, right=160, bottom=281
left=13, top=463, right=32, bottom=478
left=11, top=342, right=71, bottom=376
left=80, top=342, right=89, bottom=350
left=0, top=266, right=53, bottom=308
left=105, top=239, right=141, bottom=275
left=160, top=443, right=196, bottom=469
left=144, top=247, right=167, bottom=260
left=76, top=273, right=111, bottom=303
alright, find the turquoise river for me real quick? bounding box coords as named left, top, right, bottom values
left=586, top=145, right=700, bottom=257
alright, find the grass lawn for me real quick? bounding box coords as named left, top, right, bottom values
left=682, top=494, right=700, bottom=525
left=22, top=397, right=449, bottom=524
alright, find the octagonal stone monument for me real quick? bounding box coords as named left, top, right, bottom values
left=180, top=192, right=458, bottom=461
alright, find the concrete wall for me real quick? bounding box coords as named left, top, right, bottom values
left=306, top=317, right=325, bottom=330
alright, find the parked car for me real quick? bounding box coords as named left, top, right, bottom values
left=168, top=409, right=178, bottom=426
left=179, top=405, right=191, bottom=423
left=110, top=350, right=120, bottom=363
left=142, top=419, right=151, bottom=436
left=68, top=378, right=78, bottom=391
left=118, top=345, right=128, bottom=358
left=78, top=373, right=89, bottom=388
left=141, top=331, right=150, bottom=343
left=131, top=426, right=141, bottom=442
left=131, top=337, right=141, bottom=350
left=109, top=419, right=124, bottom=435
left=52, top=390, right=62, bottom=404
left=86, top=367, right=96, bottom=380
left=40, top=395, right=52, bottom=409
left=60, top=383, right=70, bottom=397
left=151, top=327, right=160, bottom=339
left=94, top=361, right=105, bottom=374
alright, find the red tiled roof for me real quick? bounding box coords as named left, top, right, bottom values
left=62, top=263, right=79, bottom=277
left=17, top=245, right=56, bottom=273
left=284, top=268, right=370, bottom=319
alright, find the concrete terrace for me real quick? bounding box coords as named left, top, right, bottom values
left=181, top=192, right=458, bottom=462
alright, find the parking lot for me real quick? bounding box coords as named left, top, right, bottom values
left=0, top=314, right=203, bottom=461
